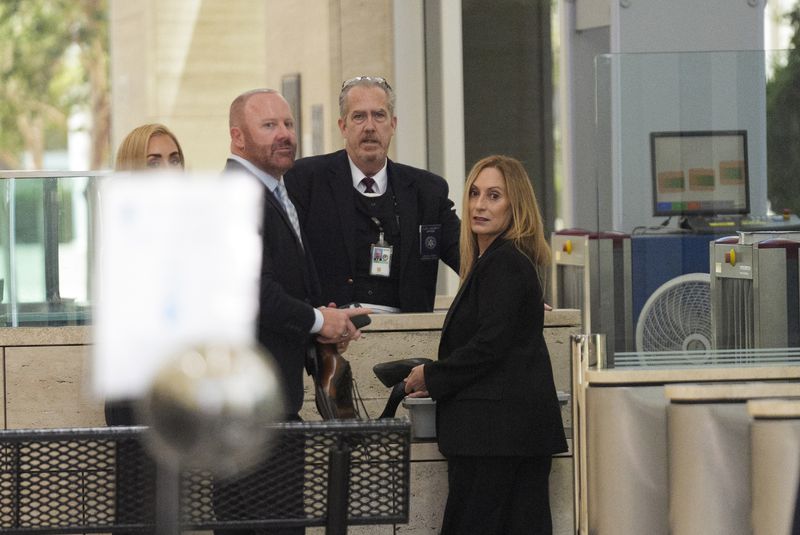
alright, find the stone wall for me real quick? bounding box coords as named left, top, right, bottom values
left=0, top=308, right=580, bottom=534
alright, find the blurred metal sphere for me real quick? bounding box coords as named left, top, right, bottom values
left=138, top=344, right=285, bottom=478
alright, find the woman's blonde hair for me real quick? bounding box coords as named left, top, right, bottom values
left=458, top=155, right=550, bottom=284
left=114, top=123, right=184, bottom=171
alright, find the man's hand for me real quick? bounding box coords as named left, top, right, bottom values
left=316, top=305, right=372, bottom=344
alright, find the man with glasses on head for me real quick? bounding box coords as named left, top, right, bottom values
left=285, top=76, right=460, bottom=313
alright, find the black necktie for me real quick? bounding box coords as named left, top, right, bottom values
left=361, top=176, right=376, bottom=193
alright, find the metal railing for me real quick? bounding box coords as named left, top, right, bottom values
left=0, top=419, right=410, bottom=535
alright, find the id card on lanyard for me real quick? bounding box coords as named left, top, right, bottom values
left=370, top=231, right=393, bottom=277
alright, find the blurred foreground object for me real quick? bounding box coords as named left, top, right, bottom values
left=93, top=171, right=262, bottom=401
left=139, top=344, right=284, bottom=477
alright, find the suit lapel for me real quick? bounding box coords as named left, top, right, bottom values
left=329, top=152, right=358, bottom=270
left=257, top=174, right=305, bottom=256
left=441, top=268, right=472, bottom=336
left=227, top=158, right=308, bottom=266
left=267, top=187, right=318, bottom=300
left=440, top=239, right=507, bottom=335
left=389, top=160, right=418, bottom=276
left=264, top=182, right=307, bottom=257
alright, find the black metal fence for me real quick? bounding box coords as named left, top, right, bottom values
left=0, top=419, right=411, bottom=534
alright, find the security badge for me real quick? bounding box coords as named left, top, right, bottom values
left=419, top=224, right=442, bottom=260
left=370, top=232, right=393, bottom=277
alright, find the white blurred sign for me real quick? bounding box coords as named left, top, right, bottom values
left=93, top=172, right=262, bottom=400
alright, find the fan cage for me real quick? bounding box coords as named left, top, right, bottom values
left=635, top=273, right=712, bottom=355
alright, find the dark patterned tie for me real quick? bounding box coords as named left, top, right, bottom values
left=361, top=176, right=376, bottom=193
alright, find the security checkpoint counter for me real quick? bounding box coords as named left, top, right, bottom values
left=572, top=339, right=800, bottom=535
left=748, top=399, right=800, bottom=535
left=666, top=382, right=800, bottom=535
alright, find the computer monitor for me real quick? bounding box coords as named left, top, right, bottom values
left=650, top=130, right=750, bottom=218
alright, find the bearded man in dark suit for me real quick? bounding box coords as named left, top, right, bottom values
left=217, top=88, right=369, bottom=535
left=224, top=88, right=368, bottom=418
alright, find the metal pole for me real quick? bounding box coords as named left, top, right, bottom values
left=325, top=439, right=351, bottom=535
left=155, top=459, right=181, bottom=535
left=8, top=178, right=18, bottom=327
left=571, top=333, right=604, bottom=535
left=42, top=178, right=61, bottom=304
left=571, top=334, right=587, bottom=535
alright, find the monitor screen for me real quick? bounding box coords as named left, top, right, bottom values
left=650, top=130, right=750, bottom=217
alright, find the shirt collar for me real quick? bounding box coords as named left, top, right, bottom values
left=229, top=154, right=281, bottom=192
left=347, top=154, right=388, bottom=195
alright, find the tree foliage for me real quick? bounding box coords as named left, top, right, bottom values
left=767, top=4, right=800, bottom=215
left=0, top=0, right=109, bottom=170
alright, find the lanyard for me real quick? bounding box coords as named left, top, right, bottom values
left=360, top=181, right=400, bottom=230
left=370, top=217, right=389, bottom=247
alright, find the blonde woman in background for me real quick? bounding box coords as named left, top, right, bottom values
left=103, top=122, right=185, bottom=535
left=115, top=123, right=184, bottom=171
left=105, top=122, right=185, bottom=429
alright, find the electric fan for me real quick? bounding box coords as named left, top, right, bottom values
left=635, top=273, right=712, bottom=354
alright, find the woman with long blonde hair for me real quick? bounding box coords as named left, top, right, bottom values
left=105, top=122, right=186, bottom=428
left=405, top=155, right=566, bottom=535
left=114, top=123, right=185, bottom=171
left=104, top=122, right=187, bottom=535
left=456, top=154, right=551, bottom=282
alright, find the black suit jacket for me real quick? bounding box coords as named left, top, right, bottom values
left=425, top=238, right=568, bottom=458
left=224, top=158, right=320, bottom=416
left=284, top=150, right=460, bottom=312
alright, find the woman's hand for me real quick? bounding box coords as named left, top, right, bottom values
left=404, top=364, right=430, bottom=398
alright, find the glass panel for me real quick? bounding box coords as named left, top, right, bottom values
left=0, top=172, right=100, bottom=326
left=588, top=50, right=800, bottom=368
left=0, top=180, right=8, bottom=309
